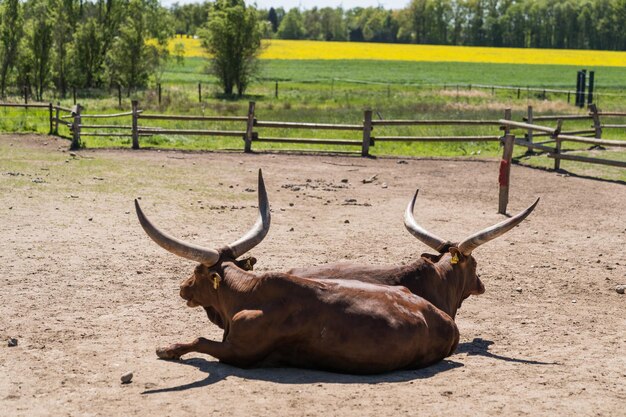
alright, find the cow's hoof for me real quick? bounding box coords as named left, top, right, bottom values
left=156, top=347, right=180, bottom=360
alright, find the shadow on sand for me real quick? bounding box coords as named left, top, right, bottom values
left=456, top=338, right=559, bottom=366
left=142, top=358, right=463, bottom=394
left=143, top=338, right=559, bottom=394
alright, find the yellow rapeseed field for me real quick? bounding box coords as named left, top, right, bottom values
left=166, top=36, right=626, bottom=67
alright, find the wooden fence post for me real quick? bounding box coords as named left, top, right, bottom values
left=244, top=101, right=255, bottom=153
left=54, top=102, right=60, bottom=135
left=118, top=84, right=122, bottom=108
left=526, top=105, right=533, bottom=152
left=23, top=86, right=28, bottom=104
left=198, top=83, right=202, bottom=103
left=158, top=83, right=162, bottom=106
left=48, top=103, right=54, bottom=134
left=498, top=108, right=513, bottom=215
left=362, top=109, right=372, bottom=157
left=589, top=103, right=601, bottom=139
left=275, top=81, right=278, bottom=99
left=71, top=104, right=82, bottom=150
left=553, top=119, right=563, bottom=171
left=131, top=100, right=139, bottom=149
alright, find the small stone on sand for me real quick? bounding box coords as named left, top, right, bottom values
left=121, top=372, right=133, bottom=384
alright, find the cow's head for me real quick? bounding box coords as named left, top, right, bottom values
left=135, top=170, right=270, bottom=310
left=404, top=190, right=538, bottom=314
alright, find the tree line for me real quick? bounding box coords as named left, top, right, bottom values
left=283, top=0, right=626, bottom=50
left=2, top=0, right=626, bottom=101
left=171, top=0, right=626, bottom=50
left=0, top=0, right=172, bottom=100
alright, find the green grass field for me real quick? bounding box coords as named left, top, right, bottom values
left=165, top=57, right=626, bottom=88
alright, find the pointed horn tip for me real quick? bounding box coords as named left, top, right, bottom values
left=522, top=197, right=540, bottom=216
left=409, top=188, right=419, bottom=209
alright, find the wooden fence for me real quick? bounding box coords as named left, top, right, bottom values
left=1, top=100, right=625, bottom=214
left=514, top=103, right=626, bottom=169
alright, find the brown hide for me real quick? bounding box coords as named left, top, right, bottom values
left=287, top=249, right=485, bottom=320
left=157, top=258, right=459, bottom=374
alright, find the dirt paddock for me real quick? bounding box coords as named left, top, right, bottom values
left=1, top=134, right=624, bottom=416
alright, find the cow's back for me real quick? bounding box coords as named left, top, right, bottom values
left=256, top=276, right=459, bottom=374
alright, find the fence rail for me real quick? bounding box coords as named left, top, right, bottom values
left=255, top=121, right=363, bottom=130
left=138, top=114, right=247, bottom=122
left=372, top=135, right=501, bottom=142
left=371, top=119, right=500, bottom=127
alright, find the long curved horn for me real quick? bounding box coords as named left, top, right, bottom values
left=226, top=169, right=271, bottom=259
left=404, top=189, right=449, bottom=252
left=457, top=198, right=540, bottom=256
left=135, top=200, right=220, bottom=266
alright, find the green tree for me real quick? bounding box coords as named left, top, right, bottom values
left=200, top=0, right=263, bottom=97
left=22, top=0, right=53, bottom=101
left=0, top=0, right=22, bottom=97
left=104, top=0, right=154, bottom=95
left=277, top=8, right=305, bottom=39
left=268, top=6, right=279, bottom=32
left=68, top=17, right=105, bottom=88
left=319, top=7, right=346, bottom=41
left=50, top=0, right=77, bottom=97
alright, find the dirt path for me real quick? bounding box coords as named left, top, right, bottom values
left=1, top=135, right=624, bottom=416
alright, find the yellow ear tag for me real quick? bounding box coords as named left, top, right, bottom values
left=451, top=253, right=459, bottom=265
left=213, top=274, right=222, bottom=290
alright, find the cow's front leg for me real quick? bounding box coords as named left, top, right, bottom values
left=156, top=337, right=236, bottom=362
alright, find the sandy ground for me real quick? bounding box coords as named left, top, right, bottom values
left=1, top=134, right=625, bottom=417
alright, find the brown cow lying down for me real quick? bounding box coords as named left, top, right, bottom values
left=288, top=190, right=539, bottom=320
left=135, top=171, right=460, bottom=374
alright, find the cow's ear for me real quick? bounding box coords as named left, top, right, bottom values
left=448, top=247, right=465, bottom=265
left=421, top=252, right=442, bottom=263
left=236, top=256, right=257, bottom=271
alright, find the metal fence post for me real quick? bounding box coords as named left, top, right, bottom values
left=587, top=71, right=595, bottom=105
left=131, top=100, right=139, bottom=149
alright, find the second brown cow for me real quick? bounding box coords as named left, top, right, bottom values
left=289, top=190, right=539, bottom=320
